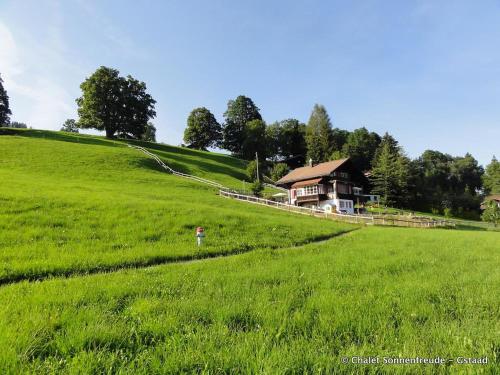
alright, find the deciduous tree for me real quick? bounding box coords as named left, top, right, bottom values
left=342, top=127, right=381, bottom=171
left=142, top=122, right=157, bottom=142
left=60, top=119, right=79, bottom=133
left=222, top=95, right=261, bottom=155
left=270, top=163, right=289, bottom=182
left=481, top=200, right=500, bottom=227
left=0, top=74, right=12, bottom=126
left=184, top=107, right=221, bottom=150
left=241, top=119, right=267, bottom=160
left=483, top=156, right=500, bottom=194
left=76, top=66, right=156, bottom=139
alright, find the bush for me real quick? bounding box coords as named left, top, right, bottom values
left=481, top=200, right=500, bottom=227
left=443, top=207, right=453, bottom=218
left=246, top=160, right=262, bottom=182
left=270, top=163, right=289, bottom=182
left=250, top=181, right=264, bottom=197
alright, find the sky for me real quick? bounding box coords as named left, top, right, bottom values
left=0, top=0, right=499, bottom=166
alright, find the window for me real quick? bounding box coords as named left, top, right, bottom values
left=337, top=183, right=349, bottom=194
left=296, top=185, right=318, bottom=197
left=340, top=172, right=349, bottom=179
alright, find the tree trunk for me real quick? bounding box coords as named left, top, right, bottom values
left=105, top=127, right=115, bottom=138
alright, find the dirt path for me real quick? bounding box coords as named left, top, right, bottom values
left=0, top=229, right=360, bottom=287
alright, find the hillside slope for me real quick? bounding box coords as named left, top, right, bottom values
left=1, top=128, right=498, bottom=374
left=0, top=129, right=353, bottom=283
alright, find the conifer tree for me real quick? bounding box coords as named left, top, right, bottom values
left=370, top=132, right=410, bottom=207
left=305, top=104, right=332, bottom=163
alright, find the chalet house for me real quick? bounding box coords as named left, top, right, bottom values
left=276, top=158, right=375, bottom=214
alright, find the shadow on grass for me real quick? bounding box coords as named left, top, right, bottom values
left=454, top=224, right=488, bottom=231
left=0, top=228, right=359, bottom=287
left=125, top=139, right=247, bottom=170
left=0, top=128, right=121, bottom=148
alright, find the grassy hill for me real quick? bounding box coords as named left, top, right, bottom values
left=0, top=129, right=498, bottom=373
left=0, top=129, right=352, bottom=284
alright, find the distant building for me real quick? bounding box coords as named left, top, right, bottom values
left=481, top=194, right=500, bottom=210
left=276, top=158, right=378, bottom=214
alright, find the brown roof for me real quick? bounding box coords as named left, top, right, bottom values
left=277, top=159, right=349, bottom=185
left=291, top=178, right=323, bottom=188
left=484, top=194, right=500, bottom=202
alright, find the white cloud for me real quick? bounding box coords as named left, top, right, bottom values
left=0, top=12, right=77, bottom=129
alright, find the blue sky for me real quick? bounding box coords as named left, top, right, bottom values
left=0, top=0, right=498, bottom=165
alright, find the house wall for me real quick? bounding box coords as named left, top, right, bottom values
left=318, top=198, right=355, bottom=214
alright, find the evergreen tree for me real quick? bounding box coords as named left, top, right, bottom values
left=184, top=107, right=221, bottom=150
left=370, top=140, right=398, bottom=206
left=370, top=133, right=409, bottom=207
left=0, top=74, right=12, bottom=126
left=222, top=95, right=262, bottom=155
left=305, top=104, right=332, bottom=163
left=483, top=156, right=500, bottom=194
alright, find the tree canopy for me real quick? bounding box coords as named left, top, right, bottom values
left=241, top=119, right=267, bottom=160
left=141, top=122, right=157, bottom=143
left=341, top=127, right=381, bottom=172
left=222, top=96, right=262, bottom=155
left=267, top=119, right=307, bottom=167
left=61, top=119, right=79, bottom=133
left=184, top=107, right=221, bottom=150
left=0, top=74, right=12, bottom=126
left=483, top=156, right=500, bottom=194
left=76, top=66, right=156, bottom=139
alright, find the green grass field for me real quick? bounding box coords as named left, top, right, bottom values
left=1, top=129, right=499, bottom=374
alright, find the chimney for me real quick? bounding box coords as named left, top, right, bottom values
left=308, top=158, right=313, bottom=167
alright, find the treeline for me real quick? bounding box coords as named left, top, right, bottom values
left=183, top=95, right=497, bottom=219
left=1, top=69, right=498, bottom=218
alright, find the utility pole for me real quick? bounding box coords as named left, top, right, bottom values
left=255, top=152, right=260, bottom=182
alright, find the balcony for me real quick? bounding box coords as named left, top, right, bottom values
left=296, top=193, right=327, bottom=203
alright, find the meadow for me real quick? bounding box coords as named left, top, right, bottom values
left=0, top=129, right=352, bottom=284
left=0, top=129, right=498, bottom=374
left=0, top=227, right=498, bottom=374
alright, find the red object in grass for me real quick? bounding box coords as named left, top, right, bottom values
left=196, top=227, right=204, bottom=234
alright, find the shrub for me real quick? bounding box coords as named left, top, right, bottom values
left=250, top=181, right=264, bottom=197
left=481, top=200, right=500, bottom=227
left=270, top=163, right=289, bottom=182
left=246, top=160, right=262, bottom=182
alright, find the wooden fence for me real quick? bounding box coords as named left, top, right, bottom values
left=220, top=190, right=454, bottom=228
left=128, top=144, right=454, bottom=229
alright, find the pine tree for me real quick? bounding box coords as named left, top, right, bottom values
left=0, top=74, right=12, bottom=126
left=371, top=140, right=398, bottom=206
left=370, top=133, right=410, bottom=207
left=305, top=104, right=332, bottom=163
